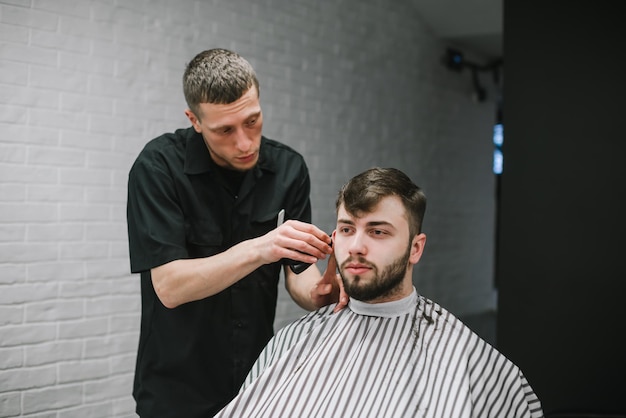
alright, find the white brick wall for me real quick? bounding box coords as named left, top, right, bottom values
left=0, top=0, right=497, bottom=415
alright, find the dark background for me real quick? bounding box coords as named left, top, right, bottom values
left=497, top=1, right=626, bottom=415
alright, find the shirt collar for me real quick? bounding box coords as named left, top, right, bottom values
left=184, top=130, right=277, bottom=176
left=348, top=288, right=418, bottom=318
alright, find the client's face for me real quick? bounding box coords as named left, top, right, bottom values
left=333, top=195, right=414, bottom=303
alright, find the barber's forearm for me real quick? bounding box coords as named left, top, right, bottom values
left=284, top=265, right=321, bottom=311
left=151, top=239, right=264, bottom=309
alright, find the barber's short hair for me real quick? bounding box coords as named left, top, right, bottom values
left=336, top=167, right=427, bottom=236
left=183, top=48, right=260, bottom=118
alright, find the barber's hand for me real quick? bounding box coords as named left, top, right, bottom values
left=261, top=220, right=332, bottom=265
left=310, top=253, right=348, bottom=312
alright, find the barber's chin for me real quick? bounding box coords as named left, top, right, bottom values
left=233, top=153, right=258, bottom=170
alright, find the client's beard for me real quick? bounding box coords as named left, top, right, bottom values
left=339, top=246, right=410, bottom=302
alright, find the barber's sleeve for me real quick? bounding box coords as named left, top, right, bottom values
left=127, top=157, right=188, bottom=273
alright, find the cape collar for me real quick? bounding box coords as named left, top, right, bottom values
left=348, top=288, right=418, bottom=318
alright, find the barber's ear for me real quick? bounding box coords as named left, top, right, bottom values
left=185, top=109, right=202, bottom=133
left=409, top=233, right=427, bottom=265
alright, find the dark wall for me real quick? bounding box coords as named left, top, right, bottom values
left=498, top=2, right=626, bottom=415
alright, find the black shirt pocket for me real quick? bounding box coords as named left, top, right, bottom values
left=247, top=209, right=281, bottom=240
left=184, top=220, right=224, bottom=258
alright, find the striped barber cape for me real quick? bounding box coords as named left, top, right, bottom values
left=215, top=289, right=543, bottom=418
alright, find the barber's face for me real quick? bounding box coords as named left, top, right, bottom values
left=185, top=86, right=263, bottom=171
left=332, top=195, right=426, bottom=303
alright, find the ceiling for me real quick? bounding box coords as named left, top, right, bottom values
left=411, top=0, right=503, bottom=61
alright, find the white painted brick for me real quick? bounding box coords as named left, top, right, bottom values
left=0, top=59, right=26, bottom=84
left=0, top=144, right=26, bottom=164
left=84, top=374, right=131, bottom=403
left=32, top=0, right=91, bottom=18
left=84, top=223, right=125, bottom=241
left=93, top=3, right=145, bottom=26
left=58, top=317, right=108, bottom=340
left=27, top=185, right=83, bottom=202
left=29, top=66, right=89, bottom=94
left=88, top=73, right=142, bottom=100
left=115, top=24, right=163, bottom=52
left=0, top=323, right=56, bottom=348
left=0, top=162, right=57, bottom=186
left=0, top=42, right=57, bottom=67
left=22, top=383, right=83, bottom=414
left=84, top=261, right=132, bottom=281
left=0, top=242, right=58, bottom=263
left=0, top=103, right=28, bottom=124
left=59, top=168, right=110, bottom=186
left=0, top=283, right=58, bottom=305
left=29, top=108, right=88, bottom=131
left=114, top=98, right=168, bottom=122
left=86, top=150, right=132, bottom=170
left=27, top=223, right=83, bottom=242
left=59, top=50, right=115, bottom=76
left=0, top=184, right=25, bottom=201
left=31, top=29, right=91, bottom=54
left=59, top=280, right=109, bottom=299
left=84, top=187, right=126, bottom=204
left=109, top=352, right=136, bottom=375
left=90, top=40, right=145, bottom=64
left=58, top=359, right=110, bottom=383
left=0, top=4, right=59, bottom=31
left=112, top=398, right=137, bottom=418
left=0, top=263, right=26, bottom=284
left=58, top=15, right=113, bottom=41
left=25, top=299, right=84, bottom=322
left=0, top=224, right=26, bottom=242
left=0, top=346, right=23, bottom=370
left=84, top=296, right=139, bottom=318
left=23, top=410, right=62, bottom=418
left=27, top=146, right=86, bottom=167
left=0, top=392, right=21, bottom=417
left=0, top=203, right=58, bottom=222
left=107, top=277, right=140, bottom=296
left=2, top=0, right=30, bottom=8
left=0, top=305, right=23, bottom=326
left=89, top=114, right=144, bottom=136
left=0, top=123, right=60, bottom=145
left=61, top=92, right=113, bottom=115
left=110, top=243, right=130, bottom=259
left=59, top=241, right=109, bottom=260
left=27, top=261, right=84, bottom=282
left=110, top=314, right=140, bottom=334
left=60, top=131, right=114, bottom=151
left=0, top=84, right=60, bottom=108
left=57, top=402, right=114, bottom=418
left=84, top=334, right=136, bottom=359
left=24, top=340, right=82, bottom=367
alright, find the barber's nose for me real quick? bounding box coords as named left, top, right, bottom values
left=234, top=130, right=252, bottom=152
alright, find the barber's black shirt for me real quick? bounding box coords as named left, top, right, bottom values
left=126, top=127, right=312, bottom=417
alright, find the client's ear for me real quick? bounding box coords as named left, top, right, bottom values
left=409, top=233, right=427, bottom=265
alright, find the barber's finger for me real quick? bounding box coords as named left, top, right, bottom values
left=278, top=228, right=331, bottom=258
left=283, top=220, right=332, bottom=244
left=333, top=274, right=348, bottom=313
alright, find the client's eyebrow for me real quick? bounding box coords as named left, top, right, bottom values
left=337, top=219, right=394, bottom=228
